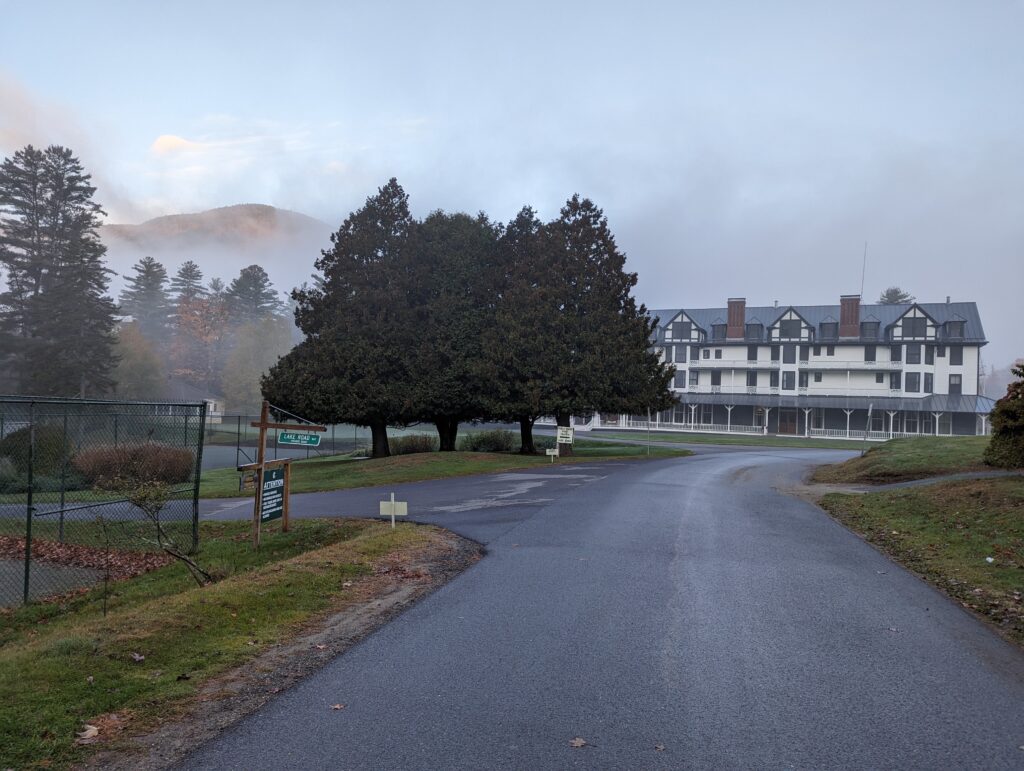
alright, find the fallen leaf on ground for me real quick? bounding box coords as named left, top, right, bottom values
left=129, top=652, right=145, bottom=663
left=86, top=675, right=94, bottom=685
left=655, top=744, right=665, bottom=751
left=314, top=644, right=327, bottom=650
left=569, top=737, right=587, bottom=748
left=342, top=581, right=353, bottom=587
left=330, top=704, right=346, bottom=711
left=76, top=724, right=99, bottom=743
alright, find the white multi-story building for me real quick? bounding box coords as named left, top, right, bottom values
left=637, top=295, right=992, bottom=439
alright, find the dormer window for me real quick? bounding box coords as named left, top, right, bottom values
left=946, top=320, right=965, bottom=339
left=819, top=322, right=838, bottom=340
left=711, top=323, right=726, bottom=341
left=671, top=321, right=691, bottom=340
left=860, top=321, right=879, bottom=340
left=902, top=317, right=927, bottom=337
left=745, top=323, right=763, bottom=340
left=778, top=319, right=802, bottom=339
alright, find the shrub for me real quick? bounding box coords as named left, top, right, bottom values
left=984, top=363, right=1024, bottom=469
left=73, top=443, right=195, bottom=489
left=458, top=429, right=516, bottom=453
left=531, top=435, right=556, bottom=452
left=389, top=434, right=438, bottom=455
left=0, top=425, right=72, bottom=475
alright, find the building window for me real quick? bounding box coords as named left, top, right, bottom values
left=924, top=373, right=933, bottom=393
left=747, top=344, right=758, bottom=361
left=902, top=317, right=926, bottom=337
left=770, top=371, right=779, bottom=388
left=890, top=344, right=902, bottom=362
left=906, top=372, right=920, bottom=393
left=950, top=346, right=963, bottom=366
left=904, top=412, right=918, bottom=433
left=820, top=321, right=838, bottom=339
left=700, top=404, right=713, bottom=424
left=799, top=345, right=810, bottom=362
left=814, top=371, right=822, bottom=382
left=690, top=346, right=699, bottom=361
left=674, top=404, right=688, bottom=423
left=826, top=345, right=835, bottom=356
left=890, top=372, right=901, bottom=390
left=937, top=345, right=946, bottom=358
left=925, top=345, right=934, bottom=365
left=747, top=370, right=758, bottom=387
left=673, top=321, right=691, bottom=340
left=812, top=344, right=821, bottom=356
left=864, top=345, right=876, bottom=362
left=949, top=374, right=962, bottom=394
left=946, top=320, right=965, bottom=339
left=779, top=319, right=802, bottom=339
left=711, top=323, right=726, bottom=341
left=798, top=371, right=809, bottom=388
left=770, top=345, right=780, bottom=361
left=714, top=348, right=722, bottom=359
left=673, top=371, right=687, bottom=389
left=783, top=344, right=796, bottom=364
left=689, top=370, right=699, bottom=387
left=711, top=370, right=722, bottom=386
left=906, top=344, right=921, bottom=364
left=676, top=344, right=688, bottom=362
left=702, top=348, right=710, bottom=359
left=861, top=321, right=880, bottom=340
left=782, top=371, right=796, bottom=390
left=875, top=372, right=885, bottom=384
left=745, top=323, right=763, bottom=340
left=812, top=408, right=824, bottom=429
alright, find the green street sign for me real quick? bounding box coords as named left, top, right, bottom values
left=260, top=466, right=285, bottom=522
left=278, top=431, right=321, bottom=447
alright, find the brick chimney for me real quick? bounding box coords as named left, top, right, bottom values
left=839, top=294, right=860, bottom=338
left=727, top=298, right=745, bottom=339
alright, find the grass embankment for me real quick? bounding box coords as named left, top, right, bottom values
left=0, top=518, right=442, bottom=769
left=821, top=477, right=1024, bottom=646
left=811, top=436, right=992, bottom=484
left=199, top=441, right=691, bottom=498
left=591, top=429, right=862, bottom=450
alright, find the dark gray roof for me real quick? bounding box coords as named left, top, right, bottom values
left=649, top=301, right=986, bottom=344
left=670, top=393, right=995, bottom=414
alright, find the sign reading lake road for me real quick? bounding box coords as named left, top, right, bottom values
left=260, top=466, right=285, bottom=522
left=278, top=431, right=321, bottom=447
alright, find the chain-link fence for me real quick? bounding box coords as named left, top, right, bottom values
left=0, top=397, right=206, bottom=606
left=201, top=415, right=372, bottom=471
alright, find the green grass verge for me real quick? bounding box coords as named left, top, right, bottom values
left=0, top=518, right=435, bottom=769
left=811, top=436, right=992, bottom=484
left=199, top=443, right=692, bottom=499
left=590, top=429, right=864, bottom=450
left=820, top=477, right=1024, bottom=646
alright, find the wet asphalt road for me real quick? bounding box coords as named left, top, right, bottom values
left=183, top=446, right=1024, bottom=770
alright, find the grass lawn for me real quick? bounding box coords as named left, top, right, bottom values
left=199, top=442, right=692, bottom=498
left=0, top=518, right=442, bottom=769
left=811, top=436, right=993, bottom=484
left=820, top=477, right=1024, bottom=646
left=590, top=429, right=864, bottom=451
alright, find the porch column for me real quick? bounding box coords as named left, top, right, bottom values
left=689, top=404, right=697, bottom=429
left=844, top=409, right=853, bottom=438
left=802, top=407, right=812, bottom=437
left=764, top=407, right=772, bottom=436
left=980, top=414, right=988, bottom=436
left=932, top=412, right=942, bottom=436
left=725, top=405, right=733, bottom=432
left=887, top=410, right=898, bottom=438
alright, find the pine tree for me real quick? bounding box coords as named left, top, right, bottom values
left=226, top=264, right=281, bottom=323
left=170, top=260, right=206, bottom=304
left=878, top=286, right=914, bottom=304
left=120, top=256, right=171, bottom=340
left=0, top=145, right=118, bottom=396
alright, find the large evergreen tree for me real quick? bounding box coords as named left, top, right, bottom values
left=170, top=260, right=206, bottom=304
left=0, top=145, right=118, bottom=396
left=226, top=264, right=281, bottom=324
left=878, top=286, right=914, bottom=304
left=120, top=255, right=171, bottom=340
left=262, top=178, right=416, bottom=457
left=983, top=362, right=1024, bottom=469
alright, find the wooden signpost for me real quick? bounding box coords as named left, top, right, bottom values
left=241, top=400, right=326, bottom=548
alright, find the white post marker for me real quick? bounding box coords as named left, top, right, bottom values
left=379, top=492, right=408, bottom=529
left=546, top=447, right=559, bottom=463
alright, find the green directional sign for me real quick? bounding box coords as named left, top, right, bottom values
left=278, top=431, right=321, bottom=447
left=260, top=466, right=285, bottom=522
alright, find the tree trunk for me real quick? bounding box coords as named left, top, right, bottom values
left=555, top=411, right=574, bottom=456
left=435, top=417, right=459, bottom=451
left=370, top=419, right=390, bottom=458
left=518, top=416, right=536, bottom=454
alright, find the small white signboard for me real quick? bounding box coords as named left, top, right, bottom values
left=556, top=426, right=574, bottom=445
left=545, top=447, right=559, bottom=463
left=379, top=492, right=408, bottom=528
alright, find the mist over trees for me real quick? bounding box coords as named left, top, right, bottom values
left=263, top=179, right=673, bottom=457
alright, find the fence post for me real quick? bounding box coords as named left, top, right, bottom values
left=59, top=408, right=68, bottom=542
left=236, top=414, right=242, bottom=469
left=113, top=414, right=119, bottom=447
left=23, top=401, right=35, bottom=605
left=192, top=402, right=207, bottom=553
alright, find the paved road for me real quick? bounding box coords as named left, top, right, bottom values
left=183, top=447, right=1024, bottom=770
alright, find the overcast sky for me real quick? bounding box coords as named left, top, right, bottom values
left=1, top=0, right=1021, bottom=365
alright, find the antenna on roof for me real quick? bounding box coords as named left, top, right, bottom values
left=860, top=241, right=868, bottom=297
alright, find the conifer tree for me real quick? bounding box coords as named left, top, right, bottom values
left=170, top=260, right=206, bottom=304
left=120, top=256, right=171, bottom=340
left=226, top=264, right=281, bottom=323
